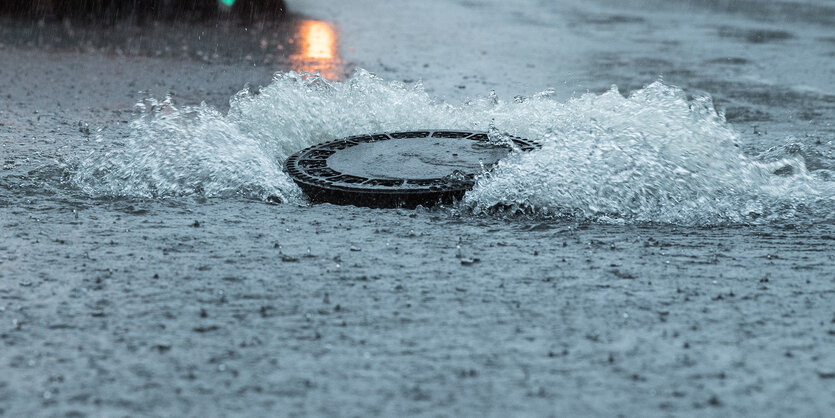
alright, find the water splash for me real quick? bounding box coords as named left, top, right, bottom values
left=465, top=83, right=835, bottom=224
left=72, top=70, right=475, bottom=203
left=73, top=95, right=301, bottom=202
left=71, top=70, right=834, bottom=225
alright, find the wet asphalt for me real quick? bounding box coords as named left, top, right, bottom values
left=2, top=1, right=835, bottom=416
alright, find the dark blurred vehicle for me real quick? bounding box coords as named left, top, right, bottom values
left=0, top=0, right=286, bottom=22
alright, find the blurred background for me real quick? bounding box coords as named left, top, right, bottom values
left=0, top=0, right=345, bottom=79
left=0, top=0, right=287, bottom=23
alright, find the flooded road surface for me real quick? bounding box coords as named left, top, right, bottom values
left=1, top=0, right=834, bottom=416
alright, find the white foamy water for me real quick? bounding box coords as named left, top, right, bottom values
left=72, top=70, right=834, bottom=225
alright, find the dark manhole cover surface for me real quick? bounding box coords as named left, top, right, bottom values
left=285, top=130, right=539, bottom=208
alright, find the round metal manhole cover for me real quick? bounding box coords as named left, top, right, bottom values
left=285, top=130, right=539, bottom=208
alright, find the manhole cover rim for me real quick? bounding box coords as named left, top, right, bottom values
left=285, top=129, right=537, bottom=192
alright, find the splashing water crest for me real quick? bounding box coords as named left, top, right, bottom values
left=71, top=69, right=834, bottom=225
left=466, top=84, right=835, bottom=224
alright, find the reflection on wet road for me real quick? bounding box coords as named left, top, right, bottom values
left=0, top=15, right=346, bottom=80
left=290, top=19, right=343, bottom=80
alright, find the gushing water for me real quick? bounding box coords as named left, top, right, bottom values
left=71, top=70, right=834, bottom=225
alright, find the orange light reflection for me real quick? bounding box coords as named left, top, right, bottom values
left=290, top=20, right=344, bottom=80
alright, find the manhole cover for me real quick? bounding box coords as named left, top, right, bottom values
left=285, top=130, right=538, bottom=208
